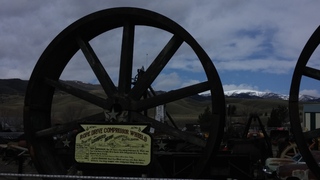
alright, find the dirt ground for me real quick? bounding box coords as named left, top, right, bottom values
left=0, top=157, right=39, bottom=180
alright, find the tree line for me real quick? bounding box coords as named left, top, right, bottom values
left=198, top=104, right=289, bottom=127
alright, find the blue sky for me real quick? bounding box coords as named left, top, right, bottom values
left=1, top=1, right=320, bottom=96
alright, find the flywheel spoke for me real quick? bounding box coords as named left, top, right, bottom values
left=44, top=78, right=112, bottom=109
left=76, top=35, right=117, bottom=97
left=131, top=112, right=206, bottom=147
left=24, top=8, right=225, bottom=178
left=134, top=81, right=211, bottom=111
left=289, top=25, right=320, bottom=180
left=35, top=112, right=105, bottom=137
left=303, top=66, right=320, bottom=81
left=129, top=34, right=183, bottom=100
left=118, top=22, right=135, bottom=94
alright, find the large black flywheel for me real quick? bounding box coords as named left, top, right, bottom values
left=289, top=25, right=320, bottom=179
left=24, top=7, right=225, bottom=178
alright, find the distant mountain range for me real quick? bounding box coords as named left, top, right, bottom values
left=225, top=89, right=289, bottom=100
left=0, top=79, right=101, bottom=95
left=202, top=89, right=320, bottom=102
left=0, top=79, right=28, bottom=95
left=1, top=79, right=320, bottom=102
left=229, top=89, right=320, bottom=102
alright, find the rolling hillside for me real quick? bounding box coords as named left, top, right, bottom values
left=0, top=79, right=309, bottom=129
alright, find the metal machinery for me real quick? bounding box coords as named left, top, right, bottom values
left=241, top=114, right=273, bottom=161
left=289, top=25, right=320, bottom=179
left=23, top=8, right=225, bottom=178
left=22, top=6, right=320, bottom=179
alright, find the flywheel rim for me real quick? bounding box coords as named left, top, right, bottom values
left=289, top=25, right=320, bottom=179
left=24, top=7, right=225, bottom=178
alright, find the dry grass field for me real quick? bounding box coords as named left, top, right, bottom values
left=0, top=91, right=303, bottom=130
left=0, top=91, right=308, bottom=179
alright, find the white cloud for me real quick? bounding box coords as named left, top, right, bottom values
left=153, top=72, right=181, bottom=91
left=168, top=58, right=203, bottom=73
left=300, top=89, right=320, bottom=97
left=181, top=79, right=200, bottom=88
left=1, top=0, right=320, bottom=95
left=216, top=59, right=295, bottom=74
left=223, top=84, right=259, bottom=91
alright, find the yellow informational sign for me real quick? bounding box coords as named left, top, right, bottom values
left=75, top=124, right=152, bottom=166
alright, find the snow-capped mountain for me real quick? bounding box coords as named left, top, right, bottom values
left=299, top=94, right=320, bottom=102
left=200, top=89, right=320, bottom=102
left=224, top=90, right=289, bottom=100
left=2, top=79, right=318, bottom=102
